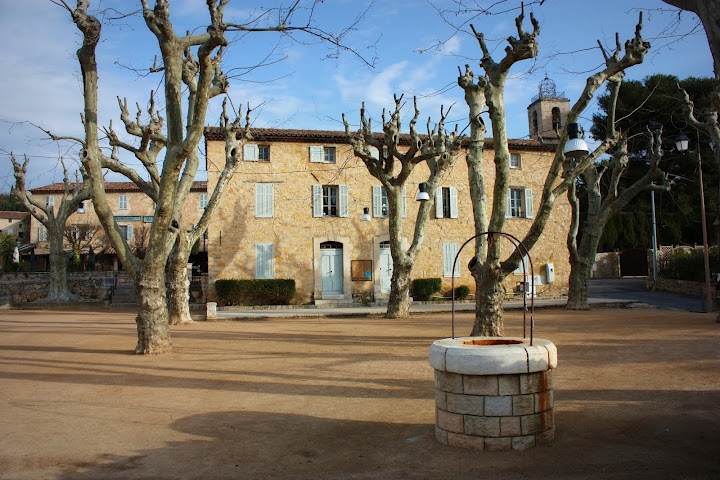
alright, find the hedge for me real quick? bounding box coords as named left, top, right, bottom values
left=412, top=278, right=442, bottom=301
left=215, top=279, right=296, bottom=306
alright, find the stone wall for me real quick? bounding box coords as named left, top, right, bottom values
left=0, top=272, right=134, bottom=304
left=592, top=252, right=621, bottom=278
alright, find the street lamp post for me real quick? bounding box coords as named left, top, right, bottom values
left=676, top=132, right=713, bottom=312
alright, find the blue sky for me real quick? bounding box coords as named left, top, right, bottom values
left=0, top=0, right=713, bottom=190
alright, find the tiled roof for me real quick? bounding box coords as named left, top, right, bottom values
left=30, top=180, right=207, bottom=194
left=203, top=127, right=556, bottom=152
left=0, top=210, right=29, bottom=220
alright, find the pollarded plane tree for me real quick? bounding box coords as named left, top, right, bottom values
left=343, top=96, right=461, bottom=318
left=10, top=154, right=91, bottom=300
left=55, top=0, right=374, bottom=353
left=566, top=111, right=669, bottom=310
left=457, top=6, right=650, bottom=336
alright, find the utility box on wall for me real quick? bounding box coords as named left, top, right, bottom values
left=546, top=263, right=555, bottom=283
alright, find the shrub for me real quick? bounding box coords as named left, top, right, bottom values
left=454, top=285, right=471, bottom=300
left=215, top=279, right=296, bottom=306
left=412, top=278, right=442, bottom=301
left=659, top=246, right=719, bottom=282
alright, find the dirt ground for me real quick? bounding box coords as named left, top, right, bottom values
left=0, top=307, right=718, bottom=480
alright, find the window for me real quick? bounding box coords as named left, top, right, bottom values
left=243, top=144, right=270, bottom=162
left=506, top=188, right=534, bottom=219
left=312, top=184, right=348, bottom=218
left=77, top=201, right=86, bottom=213
left=45, top=196, right=54, bottom=208
left=118, top=194, right=128, bottom=210
left=552, top=107, right=562, bottom=131
left=18, top=232, right=24, bottom=240
left=510, top=153, right=521, bottom=169
left=258, top=146, right=270, bottom=162
left=372, top=186, right=406, bottom=218
left=435, top=187, right=458, bottom=219
left=443, top=243, right=460, bottom=277
left=255, top=243, right=274, bottom=279
left=38, top=226, right=46, bottom=242
left=255, top=184, right=274, bottom=218
left=532, top=111, right=538, bottom=137
left=199, top=193, right=208, bottom=209
left=309, top=146, right=336, bottom=164
left=119, top=224, right=133, bottom=240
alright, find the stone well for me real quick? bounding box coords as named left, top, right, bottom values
left=429, top=336, right=557, bottom=451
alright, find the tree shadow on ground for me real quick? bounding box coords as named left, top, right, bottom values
left=54, top=395, right=720, bottom=480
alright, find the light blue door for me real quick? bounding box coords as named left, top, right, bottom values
left=379, top=242, right=392, bottom=294
left=321, top=248, right=343, bottom=294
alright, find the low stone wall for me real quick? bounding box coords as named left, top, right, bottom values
left=0, top=272, right=134, bottom=303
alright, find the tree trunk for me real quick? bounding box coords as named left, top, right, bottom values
left=471, top=262, right=505, bottom=336
left=135, top=267, right=171, bottom=354
left=386, top=258, right=412, bottom=318
left=566, top=254, right=594, bottom=310
left=46, top=231, right=74, bottom=301
left=167, top=239, right=194, bottom=325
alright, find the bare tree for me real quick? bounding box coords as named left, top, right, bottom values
left=10, top=154, right=91, bottom=300
left=566, top=124, right=669, bottom=310
left=343, top=96, right=461, bottom=318
left=458, top=7, right=650, bottom=336
left=63, top=221, right=105, bottom=269
left=55, top=0, right=373, bottom=353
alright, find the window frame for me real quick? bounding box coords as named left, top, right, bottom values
left=435, top=186, right=458, bottom=219
left=505, top=187, right=534, bottom=219
left=199, top=193, right=208, bottom=209
left=510, top=153, right=521, bottom=169
left=118, top=194, right=128, bottom=211
left=119, top=224, right=133, bottom=240
left=255, top=243, right=275, bottom=279
left=309, top=145, right=337, bottom=164
left=255, top=183, right=274, bottom=218
left=312, top=184, right=348, bottom=218
left=443, top=242, right=460, bottom=277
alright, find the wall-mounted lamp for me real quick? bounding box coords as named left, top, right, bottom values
left=362, top=207, right=371, bottom=221
left=563, top=123, right=589, bottom=158
left=416, top=182, right=430, bottom=201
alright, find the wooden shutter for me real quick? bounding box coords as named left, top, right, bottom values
left=505, top=189, right=512, bottom=218
left=310, top=146, right=324, bottom=163
left=339, top=185, right=349, bottom=218
left=524, top=189, right=534, bottom=218
left=255, top=184, right=274, bottom=218
left=449, top=187, right=458, bottom=218
left=255, top=243, right=274, bottom=279
left=244, top=144, right=258, bottom=161
left=435, top=187, right=443, bottom=218
left=443, top=243, right=459, bottom=277
left=312, top=185, right=323, bottom=217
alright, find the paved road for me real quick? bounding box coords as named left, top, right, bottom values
left=588, top=277, right=705, bottom=312
left=213, top=277, right=705, bottom=320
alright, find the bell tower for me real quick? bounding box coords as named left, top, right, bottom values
left=527, top=77, right=570, bottom=142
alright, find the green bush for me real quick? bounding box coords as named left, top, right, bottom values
left=454, top=285, right=471, bottom=300
left=215, top=279, right=296, bottom=306
left=659, top=246, right=719, bottom=282
left=412, top=278, right=442, bottom=301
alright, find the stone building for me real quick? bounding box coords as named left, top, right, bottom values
left=527, top=77, right=570, bottom=143
left=0, top=211, right=30, bottom=242
left=26, top=181, right=207, bottom=271
left=204, top=121, right=570, bottom=305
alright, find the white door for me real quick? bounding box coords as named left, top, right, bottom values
left=321, top=248, right=343, bottom=295
left=379, top=242, right=392, bottom=294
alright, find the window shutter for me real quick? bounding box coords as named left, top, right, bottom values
left=369, top=146, right=379, bottom=159
left=339, top=185, right=349, bottom=218
left=449, top=187, right=458, bottom=218
left=443, top=243, right=459, bottom=277
left=255, top=184, right=274, bottom=218
left=244, top=144, right=258, bottom=161
left=38, top=226, right=46, bottom=241
left=312, top=185, right=323, bottom=217
left=402, top=186, right=407, bottom=218
left=435, top=187, right=443, bottom=218
left=525, top=189, right=534, bottom=218
left=372, top=186, right=383, bottom=217
left=505, top=189, right=512, bottom=218
left=127, top=224, right=133, bottom=240
left=310, top=146, right=324, bottom=163
left=255, top=244, right=274, bottom=279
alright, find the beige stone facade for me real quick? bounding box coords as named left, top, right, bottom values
left=27, top=181, right=207, bottom=269
left=0, top=211, right=30, bottom=243
left=205, top=129, right=571, bottom=305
